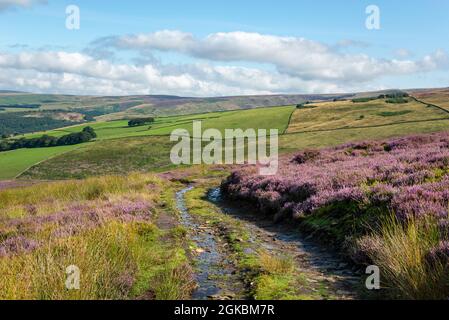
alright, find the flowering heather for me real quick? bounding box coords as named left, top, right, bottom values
left=0, top=236, right=40, bottom=257
left=426, top=241, right=449, bottom=267
left=0, top=198, right=154, bottom=256
left=222, top=132, right=449, bottom=225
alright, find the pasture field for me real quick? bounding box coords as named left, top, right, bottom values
left=8, top=96, right=449, bottom=180
left=22, top=136, right=176, bottom=180
left=17, top=105, right=295, bottom=140
left=412, top=88, right=449, bottom=112
left=17, top=102, right=449, bottom=179
left=2, top=106, right=294, bottom=179
left=287, top=98, right=449, bottom=133
left=0, top=145, right=85, bottom=180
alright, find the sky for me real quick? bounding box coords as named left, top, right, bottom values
left=0, top=0, right=448, bottom=96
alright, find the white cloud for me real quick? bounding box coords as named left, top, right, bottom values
left=0, top=50, right=360, bottom=96
left=97, top=31, right=449, bottom=83
left=0, top=0, right=45, bottom=12
left=1, top=30, right=448, bottom=96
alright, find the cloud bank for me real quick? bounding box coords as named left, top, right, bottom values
left=1, top=30, right=448, bottom=96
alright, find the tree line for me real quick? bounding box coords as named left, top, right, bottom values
left=0, top=127, right=97, bottom=152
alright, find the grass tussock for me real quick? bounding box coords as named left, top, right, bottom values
left=358, top=214, right=449, bottom=299
left=250, top=250, right=325, bottom=300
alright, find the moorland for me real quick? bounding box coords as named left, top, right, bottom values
left=1, top=87, right=449, bottom=300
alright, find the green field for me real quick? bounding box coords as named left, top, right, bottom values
left=2, top=95, right=449, bottom=180
left=1, top=106, right=294, bottom=179
left=0, top=144, right=85, bottom=179
left=18, top=106, right=294, bottom=140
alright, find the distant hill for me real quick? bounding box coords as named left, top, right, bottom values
left=0, top=90, right=26, bottom=94
left=0, top=91, right=355, bottom=121
left=0, top=87, right=444, bottom=136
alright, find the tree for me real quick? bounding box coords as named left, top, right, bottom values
left=128, top=117, right=155, bottom=127
left=0, top=141, right=9, bottom=152
left=82, top=126, right=97, bottom=138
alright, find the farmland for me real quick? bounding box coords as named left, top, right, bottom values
left=10, top=92, right=449, bottom=180
left=411, top=88, right=449, bottom=112
left=15, top=105, right=294, bottom=140
left=1, top=106, right=294, bottom=179
left=287, top=98, right=448, bottom=133
left=0, top=145, right=85, bottom=180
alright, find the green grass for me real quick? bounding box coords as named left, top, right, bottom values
left=2, top=106, right=293, bottom=179
left=357, top=214, right=447, bottom=299
left=17, top=105, right=294, bottom=140
left=20, top=136, right=175, bottom=180
left=3, top=96, right=449, bottom=181
left=0, top=144, right=84, bottom=179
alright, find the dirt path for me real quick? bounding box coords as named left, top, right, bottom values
left=177, top=185, right=362, bottom=300
left=176, top=187, right=246, bottom=300
left=207, top=188, right=362, bottom=299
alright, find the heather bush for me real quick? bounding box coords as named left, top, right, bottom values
left=222, top=131, right=449, bottom=227
left=222, top=131, right=449, bottom=298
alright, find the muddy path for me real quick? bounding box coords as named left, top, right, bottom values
left=176, top=185, right=363, bottom=300
left=176, top=187, right=246, bottom=300
left=207, top=188, right=362, bottom=299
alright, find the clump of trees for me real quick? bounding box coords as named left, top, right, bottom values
left=128, top=117, right=155, bottom=127
left=296, top=104, right=318, bottom=109
left=385, top=97, right=409, bottom=104
left=0, top=127, right=97, bottom=152
left=378, top=92, right=409, bottom=99
left=353, top=92, right=410, bottom=103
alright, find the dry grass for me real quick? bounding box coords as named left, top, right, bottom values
left=412, top=88, right=449, bottom=112
left=258, top=250, right=295, bottom=274
left=360, top=214, right=448, bottom=299
left=0, top=174, right=192, bottom=300
left=287, top=98, right=448, bottom=133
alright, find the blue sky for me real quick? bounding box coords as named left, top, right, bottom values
left=0, top=0, right=448, bottom=96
